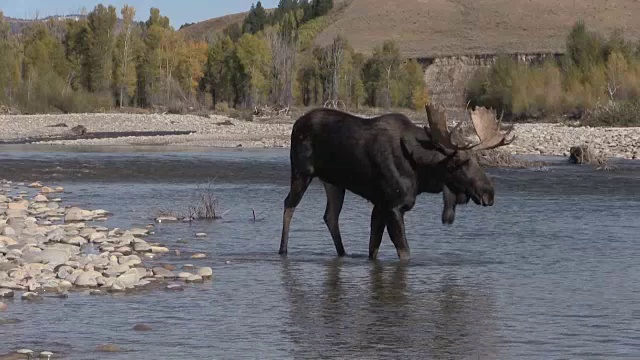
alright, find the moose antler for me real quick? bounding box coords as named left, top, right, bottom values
left=425, top=104, right=473, bottom=150
left=466, top=106, right=516, bottom=151
left=425, top=104, right=516, bottom=151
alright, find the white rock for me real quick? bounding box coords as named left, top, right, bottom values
left=64, top=236, right=87, bottom=246
left=33, top=194, right=48, bottom=202
left=89, top=232, right=106, bottom=242
left=152, top=267, right=175, bottom=278
left=185, top=274, right=203, bottom=283
left=0, top=235, right=17, bottom=246
left=75, top=271, right=99, bottom=287
left=150, top=246, right=170, bottom=253
left=65, top=207, right=94, bottom=222
left=116, top=268, right=140, bottom=287
left=1, top=226, right=16, bottom=237
left=133, top=241, right=151, bottom=252
left=197, top=267, right=213, bottom=278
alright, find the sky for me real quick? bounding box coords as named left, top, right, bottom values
left=0, top=0, right=279, bottom=27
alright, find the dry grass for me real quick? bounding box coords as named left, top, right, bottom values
left=471, top=149, right=546, bottom=169
left=313, top=0, right=640, bottom=57
left=179, top=12, right=248, bottom=41
left=154, top=180, right=231, bottom=221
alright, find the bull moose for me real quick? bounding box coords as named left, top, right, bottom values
left=279, top=104, right=515, bottom=261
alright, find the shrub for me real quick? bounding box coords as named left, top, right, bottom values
left=582, top=100, right=640, bottom=127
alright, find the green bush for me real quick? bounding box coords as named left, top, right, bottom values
left=583, top=100, right=640, bottom=127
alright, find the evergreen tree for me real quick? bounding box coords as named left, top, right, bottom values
left=242, top=2, right=268, bottom=34
left=312, top=0, right=333, bottom=18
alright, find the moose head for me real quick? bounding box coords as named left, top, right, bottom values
left=425, top=104, right=516, bottom=207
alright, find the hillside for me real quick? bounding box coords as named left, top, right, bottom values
left=314, top=0, right=640, bottom=57
left=178, top=12, right=248, bottom=41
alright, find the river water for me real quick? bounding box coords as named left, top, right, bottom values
left=0, top=145, right=639, bottom=359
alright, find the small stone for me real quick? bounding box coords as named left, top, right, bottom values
left=65, top=207, right=94, bottom=222
left=116, top=268, right=140, bottom=287
left=90, top=290, right=106, bottom=296
left=152, top=267, right=175, bottom=278
left=64, top=236, right=88, bottom=246
left=162, top=264, right=176, bottom=271
left=0, top=302, right=7, bottom=312
left=0, top=236, right=16, bottom=246
left=195, top=232, right=207, bottom=238
left=126, top=228, right=149, bottom=237
left=155, top=216, right=179, bottom=223
left=74, top=271, right=99, bottom=287
left=190, top=253, right=207, bottom=259
left=40, top=186, right=55, bottom=193
left=96, top=344, right=123, bottom=352
left=165, top=283, right=184, bottom=291
left=28, top=182, right=43, bottom=188
left=150, top=246, right=170, bottom=254
left=55, top=187, right=64, bottom=193
left=183, top=264, right=196, bottom=270
left=105, top=263, right=129, bottom=277
left=185, top=274, right=203, bottom=283
left=0, top=289, right=14, bottom=298
left=133, top=323, right=152, bottom=331
left=33, top=194, right=48, bottom=202
left=21, top=292, right=43, bottom=301
left=177, top=272, right=192, bottom=279
left=197, top=267, right=213, bottom=278
left=39, top=351, right=54, bottom=359
left=116, top=246, right=132, bottom=255
left=133, top=241, right=151, bottom=252
left=1, top=226, right=16, bottom=237
left=8, top=200, right=29, bottom=210
left=17, top=349, right=34, bottom=356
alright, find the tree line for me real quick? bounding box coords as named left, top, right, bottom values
left=0, top=0, right=428, bottom=115
left=468, top=20, right=640, bottom=125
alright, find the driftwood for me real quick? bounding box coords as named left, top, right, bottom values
left=253, top=104, right=291, bottom=118
left=71, top=125, right=87, bottom=136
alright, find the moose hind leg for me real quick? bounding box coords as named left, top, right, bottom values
left=322, top=182, right=346, bottom=257
left=386, top=209, right=411, bottom=261
left=279, top=174, right=312, bottom=255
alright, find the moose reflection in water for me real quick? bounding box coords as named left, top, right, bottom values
left=279, top=259, right=501, bottom=359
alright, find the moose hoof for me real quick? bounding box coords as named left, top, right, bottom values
left=397, top=250, right=411, bottom=262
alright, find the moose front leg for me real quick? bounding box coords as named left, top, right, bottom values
left=386, top=208, right=411, bottom=261
left=368, top=205, right=388, bottom=260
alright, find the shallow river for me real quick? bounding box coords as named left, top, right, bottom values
left=1, top=145, right=639, bottom=359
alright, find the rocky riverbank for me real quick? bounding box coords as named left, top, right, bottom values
left=0, top=113, right=638, bottom=159
left=0, top=179, right=214, bottom=306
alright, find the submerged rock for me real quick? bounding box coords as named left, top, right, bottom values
left=132, top=323, right=152, bottom=331
left=96, top=344, right=124, bottom=352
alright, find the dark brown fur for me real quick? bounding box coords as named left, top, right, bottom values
left=279, top=108, right=496, bottom=261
